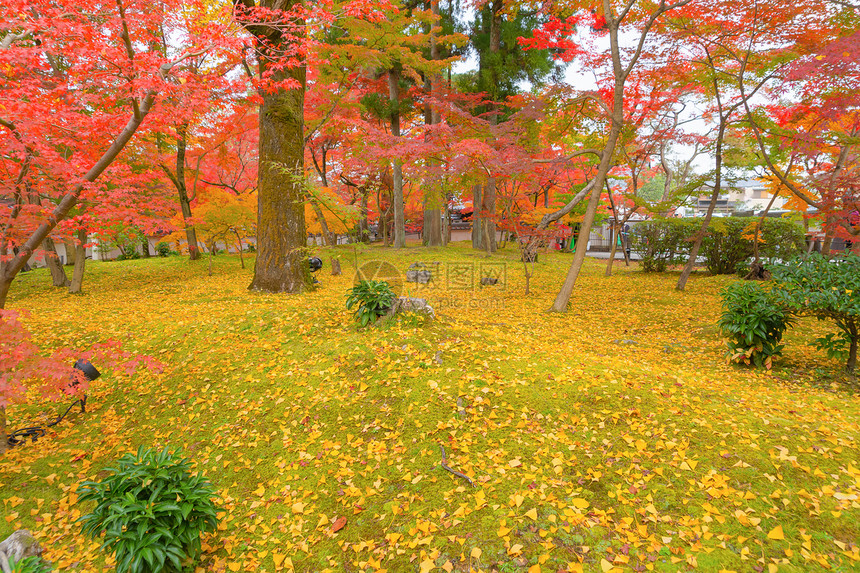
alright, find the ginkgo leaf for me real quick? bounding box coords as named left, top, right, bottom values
left=767, top=525, right=785, bottom=540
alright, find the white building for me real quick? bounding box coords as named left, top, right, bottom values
left=689, top=179, right=786, bottom=216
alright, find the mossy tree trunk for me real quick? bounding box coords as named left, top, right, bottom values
left=388, top=68, right=406, bottom=249
left=237, top=0, right=311, bottom=293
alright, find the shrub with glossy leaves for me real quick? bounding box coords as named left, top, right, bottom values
left=771, top=254, right=860, bottom=373
left=77, top=446, right=220, bottom=573
left=345, top=280, right=397, bottom=326
left=718, top=282, right=794, bottom=369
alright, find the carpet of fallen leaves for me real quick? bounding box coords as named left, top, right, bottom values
left=2, top=243, right=859, bottom=573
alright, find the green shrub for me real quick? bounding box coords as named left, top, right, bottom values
left=9, top=557, right=52, bottom=573
left=632, top=217, right=804, bottom=274
left=631, top=219, right=698, bottom=272
left=770, top=254, right=860, bottom=373
left=718, top=282, right=794, bottom=369
left=155, top=242, right=171, bottom=257
left=345, top=280, right=397, bottom=326
left=701, top=218, right=755, bottom=275
left=77, top=446, right=221, bottom=573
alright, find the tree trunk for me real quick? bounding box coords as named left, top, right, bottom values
left=248, top=43, right=310, bottom=293
left=234, top=230, right=245, bottom=269
left=64, top=239, right=76, bottom=266
left=309, top=197, right=333, bottom=246
left=483, top=179, right=497, bottom=252
left=422, top=6, right=443, bottom=248
left=472, top=183, right=483, bottom=249
left=0, top=406, right=7, bottom=455
left=167, top=123, right=200, bottom=261
left=359, top=189, right=369, bottom=242
left=605, top=225, right=620, bottom=277
left=677, top=117, right=727, bottom=291
left=43, top=238, right=70, bottom=287
left=847, top=333, right=857, bottom=375
left=549, top=103, right=622, bottom=311
left=140, top=238, right=151, bottom=258
left=69, top=229, right=87, bottom=294
left=388, top=68, right=406, bottom=249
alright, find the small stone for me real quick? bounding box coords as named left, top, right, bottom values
left=405, top=263, right=432, bottom=284
left=480, top=277, right=499, bottom=286
left=386, top=297, right=435, bottom=318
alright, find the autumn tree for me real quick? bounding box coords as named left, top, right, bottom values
left=521, top=0, right=694, bottom=311
left=459, top=0, right=562, bottom=253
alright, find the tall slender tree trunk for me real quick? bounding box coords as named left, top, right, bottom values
left=69, top=228, right=87, bottom=294
left=422, top=1, right=443, bottom=247
left=605, top=226, right=620, bottom=277
left=164, top=123, right=200, bottom=261
left=43, top=237, right=70, bottom=287
left=549, top=81, right=623, bottom=311
left=847, top=328, right=857, bottom=374
left=479, top=1, right=501, bottom=254
left=483, top=180, right=497, bottom=252
left=234, top=230, right=245, bottom=269
left=388, top=68, right=406, bottom=248
left=248, top=26, right=310, bottom=293
left=0, top=406, right=6, bottom=455
left=472, top=183, right=482, bottom=249
left=309, top=197, right=333, bottom=246
left=677, top=118, right=727, bottom=291
left=359, top=189, right=369, bottom=243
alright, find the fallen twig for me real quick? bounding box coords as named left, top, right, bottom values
left=439, top=444, right=475, bottom=487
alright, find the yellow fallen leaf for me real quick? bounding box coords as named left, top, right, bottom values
left=767, top=525, right=785, bottom=540
left=273, top=554, right=286, bottom=569
left=525, top=508, right=538, bottom=520
left=253, top=485, right=265, bottom=496
left=292, top=501, right=305, bottom=514
left=528, top=565, right=541, bottom=573
left=570, top=498, right=589, bottom=509
left=419, top=558, right=435, bottom=573
left=470, top=547, right=482, bottom=559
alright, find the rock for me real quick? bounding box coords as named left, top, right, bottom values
left=386, top=297, right=435, bottom=318
left=434, top=351, right=443, bottom=365
left=405, top=263, right=432, bottom=284
left=0, top=530, right=43, bottom=570
left=456, top=396, right=467, bottom=419
left=480, top=277, right=499, bottom=286
left=331, top=258, right=342, bottom=276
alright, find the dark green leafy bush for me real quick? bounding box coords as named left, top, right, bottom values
left=631, top=219, right=698, bottom=272
left=77, top=446, right=220, bottom=573
left=632, top=217, right=804, bottom=274
left=770, top=254, right=860, bottom=373
left=718, top=282, right=794, bottom=369
left=154, top=242, right=171, bottom=257
left=345, top=280, right=397, bottom=326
